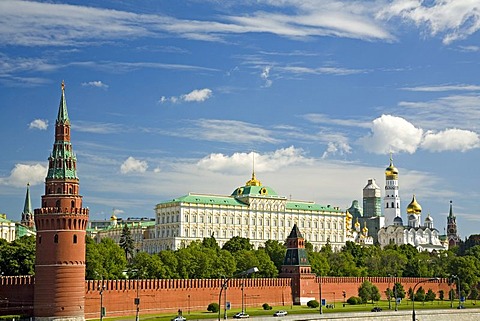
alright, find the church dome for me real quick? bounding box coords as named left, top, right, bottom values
left=110, top=215, right=117, bottom=221
left=385, top=157, right=399, bottom=179
left=407, top=195, right=422, bottom=214
left=245, top=172, right=261, bottom=186
left=425, top=214, right=433, bottom=223
left=393, top=216, right=403, bottom=226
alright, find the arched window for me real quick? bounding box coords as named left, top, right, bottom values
left=71, top=200, right=75, bottom=208
left=73, top=235, right=77, bottom=244
left=56, top=200, right=60, bottom=207
left=54, top=234, right=59, bottom=243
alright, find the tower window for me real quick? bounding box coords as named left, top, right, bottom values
left=38, top=235, right=42, bottom=244
left=54, top=234, right=59, bottom=243
left=71, top=200, right=75, bottom=208
left=56, top=200, right=60, bottom=207
left=73, top=235, right=77, bottom=244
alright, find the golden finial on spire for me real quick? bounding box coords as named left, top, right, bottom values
left=245, top=151, right=261, bottom=186
left=61, top=80, right=65, bottom=92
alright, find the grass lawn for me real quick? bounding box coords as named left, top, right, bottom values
left=99, top=299, right=479, bottom=321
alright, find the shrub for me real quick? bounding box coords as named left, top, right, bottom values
left=207, top=302, right=219, bottom=313
left=347, top=296, right=361, bottom=305
left=262, top=303, right=272, bottom=310
left=307, top=300, right=319, bottom=308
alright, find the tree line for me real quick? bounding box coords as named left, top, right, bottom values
left=2, top=229, right=480, bottom=300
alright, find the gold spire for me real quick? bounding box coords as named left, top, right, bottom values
left=407, top=194, right=422, bottom=214
left=245, top=151, right=261, bottom=186
left=61, top=80, right=65, bottom=92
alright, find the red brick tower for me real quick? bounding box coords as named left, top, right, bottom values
left=33, top=82, right=89, bottom=321
left=279, top=224, right=316, bottom=305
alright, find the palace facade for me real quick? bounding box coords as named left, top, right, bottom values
left=144, top=172, right=346, bottom=253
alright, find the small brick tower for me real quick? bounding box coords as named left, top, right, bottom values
left=447, top=200, right=460, bottom=247
left=279, top=224, right=316, bottom=305
left=33, top=82, right=89, bottom=321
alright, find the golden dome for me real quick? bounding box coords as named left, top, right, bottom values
left=385, top=155, right=399, bottom=179
left=362, top=222, right=368, bottom=234
left=110, top=215, right=117, bottom=221
left=245, top=172, right=262, bottom=186
left=407, top=195, right=422, bottom=214
left=354, top=218, right=360, bottom=228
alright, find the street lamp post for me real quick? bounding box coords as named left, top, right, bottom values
left=412, top=278, right=439, bottom=321
left=318, top=272, right=323, bottom=315
left=188, top=294, right=191, bottom=315
left=394, top=282, right=398, bottom=311
left=217, top=267, right=259, bottom=321
left=98, top=284, right=106, bottom=321
left=452, top=275, right=462, bottom=308
left=388, top=275, right=392, bottom=310
left=241, top=281, right=245, bottom=313
left=135, top=276, right=140, bottom=321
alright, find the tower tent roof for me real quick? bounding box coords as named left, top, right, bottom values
left=288, top=224, right=304, bottom=239
left=57, top=81, right=70, bottom=124
left=23, top=183, right=32, bottom=214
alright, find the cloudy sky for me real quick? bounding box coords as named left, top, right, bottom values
left=1, top=0, right=479, bottom=238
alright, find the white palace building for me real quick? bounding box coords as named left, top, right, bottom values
left=143, top=172, right=346, bottom=253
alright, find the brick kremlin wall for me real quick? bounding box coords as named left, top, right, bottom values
left=0, top=276, right=451, bottom=319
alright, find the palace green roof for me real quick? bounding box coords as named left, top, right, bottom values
left=158, top=194, right=246, bottom=207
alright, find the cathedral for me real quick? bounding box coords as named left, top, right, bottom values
left=377, top=157, right=449, bottom=252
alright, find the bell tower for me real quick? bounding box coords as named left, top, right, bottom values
left=384, top=155, right=401, bottom=226
left=447, top=201, right=460, bottom=247
left=33, top=82, right=89, bottom=321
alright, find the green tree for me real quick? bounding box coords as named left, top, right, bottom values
left=202, top=234, right=220, bottom=251
left=254, top=248, right=278, bottom=278
left=262, top=240, right=286, bottom=273
left=129, top=251, right=168, bottom=279
left=358, top=280, right=380, bottom=304
left=119, top=224, right=135, bottom=261
left=222, top=236, right=253, bottom=253
left=415, top=286, right=426, bottom=303
left=308, top=251, right=330, bottom=276
left=425, top=289, right=436, bottom=302
left=393, top=282, right=406, bottom=299
left=439, top=289, right=445, bottom=301
left=86, top=237, right=128, bottom=280
left=470, top=287, right=479, bottom=303
left=158, top=250, right=180, bottom=279
left=0, top=235, right=35, bottom=276
left=329, top=252, right=366, bottom=276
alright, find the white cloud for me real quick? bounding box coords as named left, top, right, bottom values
left=182, top=88, right=213, bottom=102
left=159, top=88, right=213, bottom=104
left=379, top=0, right=480, bottom=44
left=261, top=66, right=273, bottom=87
left=359, top=114, right=480, bottom=154
left=359, top=115, right=424, bottom=154
left=0, top=0, right=394, bottom=48
left=81, top=81, right=109, bottom=89
left=120, top=157, right=148, bottom=174
left=422, top=129, right=480, bottom=152
left=402, top=84, right=480, bottom=92
left=196, top=146, right=310, bottom=174
left=28, top=119, right=48, bottom=130
left=0, top=163, right=47, bottom=187
left=171, top=119, right=280, bottom=144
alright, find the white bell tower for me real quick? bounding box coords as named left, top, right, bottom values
left=383, top=155, right=401, bottom=226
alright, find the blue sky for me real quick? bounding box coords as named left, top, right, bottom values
left=1, top=0, right=480, bottom=238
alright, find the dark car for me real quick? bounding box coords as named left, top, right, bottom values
left=371, top=307, right=382, bottom=312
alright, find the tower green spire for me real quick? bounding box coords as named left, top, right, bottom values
left=23, top=183, right=32, bottom=214
left=57, top=80, right=70, bottom=124
left=46, top=81, right=78, bottom=180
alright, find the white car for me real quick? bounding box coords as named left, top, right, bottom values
left=273, top=310, right=288, bottom=317
left=233, top=312, right=249, bottom=319
left=171, top=316, right=186, bottom=321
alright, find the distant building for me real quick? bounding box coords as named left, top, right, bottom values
left=383, top=156, right=401, bottom=227
left=378, top=195, right=448, bottom=252
left=345, top=211, right=374, bottom=246
left=145, top=172, right=346, bottom=253
left=0, top=214, right=16, bottom=242
left=92, top=216, right=155, bottom=253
